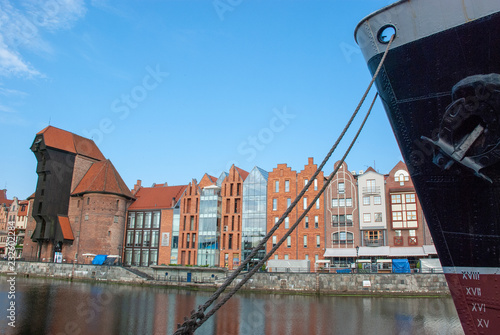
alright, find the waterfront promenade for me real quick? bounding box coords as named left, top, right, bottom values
left=0, top=261, right=450, bottom=296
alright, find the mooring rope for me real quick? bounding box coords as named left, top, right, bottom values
left=174, top=34, right=394, bottom=335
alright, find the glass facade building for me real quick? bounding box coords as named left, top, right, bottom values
left=170, top=199, right=181, bottom=264
left=197, top=185, right=221, bottom=266
left=242, top=167, right=268, bottom=269
left=124, top=211, right=161, bottom=266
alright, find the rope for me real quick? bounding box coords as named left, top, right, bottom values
left=174, top=34, right=394, bottom=335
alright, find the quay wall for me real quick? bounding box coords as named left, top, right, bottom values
left=233, top=272, right=450, bottom=295
left=0, top=262, right=450, bottom=295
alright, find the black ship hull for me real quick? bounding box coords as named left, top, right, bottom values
left=356, top=1, right=500, bottom=334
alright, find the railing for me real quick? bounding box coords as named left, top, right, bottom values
left=331, top=240, right=354, bottom=245
left=363, top=238, right=384, bottom=247
left=362, top=186, right=381, bottom=195
left=332, top=220, right=353, bottom=227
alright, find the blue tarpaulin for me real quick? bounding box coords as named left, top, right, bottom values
left=92, top=255, right=107, bottom=265
left=392, top=259, right=411, bottom=273
left=336, top=269, right=352, bottom=274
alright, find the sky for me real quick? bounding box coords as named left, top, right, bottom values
left=0, top=0, right=403, bottom=200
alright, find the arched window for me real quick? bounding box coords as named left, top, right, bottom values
left=332, top=232, right=354, bottom=245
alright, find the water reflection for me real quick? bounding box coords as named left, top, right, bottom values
left=0, top=277, right=463, bottom=335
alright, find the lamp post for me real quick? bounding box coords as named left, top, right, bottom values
left=355, top=246, right=359, bottom=273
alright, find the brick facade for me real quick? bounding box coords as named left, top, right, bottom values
left=219, top=165, right=248, bottom=269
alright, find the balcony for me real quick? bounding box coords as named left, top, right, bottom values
left=363, top=238, right=384, bottom=247
left=362, top=186, right=381, bottom=195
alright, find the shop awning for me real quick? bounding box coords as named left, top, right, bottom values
left=324, top=248, right=357, bottom=257
left=358, top=246, right=390, bottom=257
left=423, top=245, right=437, bottom=255
left=390, top=247, right=427, bottom=257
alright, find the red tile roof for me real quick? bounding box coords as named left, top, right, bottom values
left=58, top=216, right=75, bottom=240
left=71, top=160, right=135, bottom=199
left=128, top=184, right=187, bottom=210
left=235, top=166, right=249, bottom=180
left=17, top=200, right=28, bottom=216
left=37, top=126, right=105, bottom=161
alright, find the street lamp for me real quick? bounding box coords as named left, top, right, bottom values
left=355, top=246, right=359, bottom=273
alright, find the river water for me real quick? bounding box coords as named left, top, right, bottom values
left=0, top=276, right=463, bottom=335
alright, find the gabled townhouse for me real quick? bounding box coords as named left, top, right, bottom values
left=178, top=173, right=217, bottom=266
left=219, top=165, right=249, bottom=269
left=324, top=161, right=360, bottom=267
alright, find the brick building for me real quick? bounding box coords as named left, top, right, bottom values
left=385, top=161, right=434, bottom=259
left=0, top=190, right=13, bottom=256
left=124, top=181, right=187, bottom=266
left=28, top=126, right=134, bottom=263
left=324, top=161, right=360, bottom=267
left=219, top=165, right=248, bottom=269
left=178, top=174, right=217, bottom=266
left=267, top=163, right=298, bottom=261
left=296, top=157, right=325, bottom=265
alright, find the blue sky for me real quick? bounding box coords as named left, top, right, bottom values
left=0, top=0, right=402, bottom=200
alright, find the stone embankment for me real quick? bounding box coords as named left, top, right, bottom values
left=0, top=261, right=450, bottom=296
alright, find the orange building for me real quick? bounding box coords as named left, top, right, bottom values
left=178, top=174, right=217, bottom=266
left=296, top=157, right=325, bottom=264
left=219, top=165, right=248, bottom=269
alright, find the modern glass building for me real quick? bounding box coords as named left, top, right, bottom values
left=197, top=185, right=221, bottom=266
left=242, top=166, right=268, bottom=269
left=170, top=199, right=181, bottom=264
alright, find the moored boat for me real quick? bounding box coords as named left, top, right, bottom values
left=355, top=1, right=500, bottom=334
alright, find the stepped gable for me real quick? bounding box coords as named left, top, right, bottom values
left=71, top=159, right=135, bottom=199
left=37, top=126, right=105, bottom=161
left=128, top=184, right=187, bottom=210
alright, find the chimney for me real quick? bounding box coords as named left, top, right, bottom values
left=308, top=157, right=314, bottom=165
left=133, top=180, right=142, bottom=194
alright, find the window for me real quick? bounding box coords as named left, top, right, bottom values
left=391, top=194, right=401, bottom=204
left=363, top=213, right=371, bottom=222
left=338, top=182, right=345, bottom=194
left=128, top=214, right=135, bottom=228
left=272, top=236, right=277, bottom=247
left=374, top=196, right=381, bottom=205
left=275, top=180, right=279, bottom=193
left=332, top=215, right=353, bottom=226
left=285, top=180, right=290, bottom=192
left=151, top=231, right=159, bottom=247
left=332, top=232, right=354, bottom=244
left=374, top=213, right=382, bottom=222
left=314, top=216, right=319, bottom=228
left=143, top=231, right=151, bottom=247
left=363, top=196, right=370, bottom=205
left=190, top=216, right=194, bottom=230
left=314, top=179, right=318, bottom=191
left=136, top=213, right=144, bottom=228
left=287, top=236, right=291, bottom=247
left=135, top=231, right=142, bottom=246
left=305, top=216, right=309, bottom=229
left=405, top=194, right=416, bottom=203
left=346, top=198, right=352, bottom=207
left=304, top=179, right=308, bottom=186
left=395, top=230, right=402, bottom=237
left=85, top=214, right=89, bottom=221
left=228, top=234, right=233, bottom=249
left=275, top=217, right=279, bottom=224
left=332, top=199, right=338, bottom=207
left=392, top=212, right=402, bottom=220
left=316, top=235, right=320, bottom=248
left=287, top=198, right=291, bottom=207
left=303, top=198, right=307, bottom=210
left=284, top=254, right=289, bottom=260
left=126, top=231, right=134, bottom=246
left=192, top=234, right=196, bottom=249
left=303, top=235, right=307, bottom=247
left=145, top=212, right=152, bottom=228
left=285, top=217, right=289, bottom=229
left=274, top=255, right=278, bottom=260
left=153, top=212, right=160, bottom=228
left=315, top=199, right=320, bottom=209
left=273, top=199, right=277, bottom=211
left=407, top=211, right=417, bottom=220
